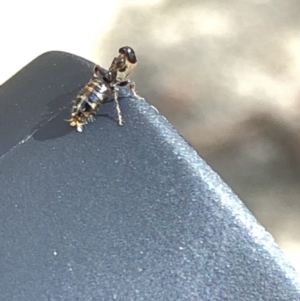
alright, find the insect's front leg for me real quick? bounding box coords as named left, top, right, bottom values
left=128, top=80, right=142, bottom=99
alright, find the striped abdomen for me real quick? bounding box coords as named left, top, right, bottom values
left=69, top=74, right=109, bottom=132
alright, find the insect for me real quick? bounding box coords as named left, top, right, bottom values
left=68, top=46, right=138, bottom=132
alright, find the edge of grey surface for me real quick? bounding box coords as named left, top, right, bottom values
left=0, top=51, right=300, bottom=301
left=0, top=51, right=94, bottom=158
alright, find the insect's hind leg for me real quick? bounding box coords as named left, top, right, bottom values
left=113, top=88, right=123, bottom=126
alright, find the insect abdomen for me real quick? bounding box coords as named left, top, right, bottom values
left=69, top=77, right=108, bottom=132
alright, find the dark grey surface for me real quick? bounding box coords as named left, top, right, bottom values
left=0, top=52, right=299, bottom=300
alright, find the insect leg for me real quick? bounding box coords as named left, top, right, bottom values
left=128, top=81, right=142, bottom=99
left=113, top=88, right=123, bottom=126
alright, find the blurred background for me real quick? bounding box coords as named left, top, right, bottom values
left=1, top=0, right=300, bottom=272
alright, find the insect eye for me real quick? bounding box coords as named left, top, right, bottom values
left=119, top=46, right=137, bottom=64
left=128, top=51, right=137, bottom=64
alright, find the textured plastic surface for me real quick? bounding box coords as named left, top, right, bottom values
left=0, top=52, right=300, bottom=300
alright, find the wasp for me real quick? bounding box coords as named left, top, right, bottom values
left=68, top=46, right=138, bottom=132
